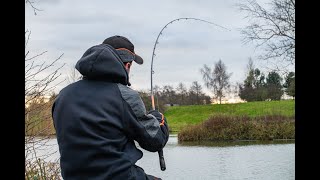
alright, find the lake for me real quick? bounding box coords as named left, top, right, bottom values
left=26, top=135, right=295, bottom=180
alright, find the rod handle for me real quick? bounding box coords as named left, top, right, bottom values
left=158, top=149, right=166, bottom=171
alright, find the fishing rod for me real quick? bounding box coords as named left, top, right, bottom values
left=150, top=17, right=231, bottom=171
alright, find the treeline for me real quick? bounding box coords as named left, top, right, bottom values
left=138, top=81, right=211, bottom=112
left=25, top=80, right=211, bottom=135
left=239, top=65, right=295, bottom=102
left=199, top=58, right=295, bottom=105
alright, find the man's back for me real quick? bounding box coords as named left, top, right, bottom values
left=52, top=43, right=169, bottom=180
left=53, top=80, right=142, bottom=179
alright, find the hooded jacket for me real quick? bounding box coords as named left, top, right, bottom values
left=52, top=44, right=169, bottom=180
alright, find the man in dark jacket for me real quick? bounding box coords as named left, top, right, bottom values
left=52, top=35, right=169, bottom=180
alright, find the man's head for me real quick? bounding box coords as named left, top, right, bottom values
left=102, top=35, right=143, bottom=73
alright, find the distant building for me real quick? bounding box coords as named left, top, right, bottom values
left=164, top=103, right=180, bottom=107
left=281, top=93, right=294, bottom=100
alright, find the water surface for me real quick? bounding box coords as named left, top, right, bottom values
left=26, top=135, right=295, bottom=180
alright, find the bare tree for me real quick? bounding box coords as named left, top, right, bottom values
left=162, top=85, right=176, bottom=105
left=189, top=81, right=203, bottom=105
left=176, top=82, right=187, bottom=105
left=246, top=57, right=255, bottom=76
left=25, top=29, right=65, bottom=179
left=238, top=0, right=295, bottom=71
left=25, top=2, right=64, bottom=178
left=25, top=31, right=65, bottom=102
left=200, top=60, right=232, bottom=104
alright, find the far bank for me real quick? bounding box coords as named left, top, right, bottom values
left=163, top=100, right=295, bottom=141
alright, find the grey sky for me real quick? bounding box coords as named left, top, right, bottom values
left=26, top=0, right=272, bottom=96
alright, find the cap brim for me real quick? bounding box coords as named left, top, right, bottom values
left=134, top=54, right=143, bottom=65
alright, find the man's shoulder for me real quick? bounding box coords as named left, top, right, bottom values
left=117, top=83, right=140, bottom=97
left=116, top=83, right=146, bottom=117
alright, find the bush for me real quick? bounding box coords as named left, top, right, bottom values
left=178, top=114, right=295, bottom=142
left=25, top=158, right=61, bottom=180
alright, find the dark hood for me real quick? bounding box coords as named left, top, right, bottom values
left=75, top=44, right=130, bottom=85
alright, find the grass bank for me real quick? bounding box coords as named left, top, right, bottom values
left=164, top=100, right=295, bottom=133
left=178, top=114, right=295, bottom=142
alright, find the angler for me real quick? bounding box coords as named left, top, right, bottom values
left=52, top=35, right=169, bottom=180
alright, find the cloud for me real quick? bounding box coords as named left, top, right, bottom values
left=26, top=0, right=271, bottom=94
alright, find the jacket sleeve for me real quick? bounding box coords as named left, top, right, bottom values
left=117, top=84, right=169, bottom=152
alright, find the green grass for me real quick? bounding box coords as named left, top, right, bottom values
left=164, top=100, right=295, bottom=133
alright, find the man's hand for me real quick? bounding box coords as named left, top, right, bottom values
left=148, top=110, right=166, bottom=125
left=147, top=110, right=169, bottom=137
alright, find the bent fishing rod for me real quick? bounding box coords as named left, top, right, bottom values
left=150, top=17, right=230, bottom=171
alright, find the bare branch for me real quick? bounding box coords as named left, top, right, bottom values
left=237, top=0, right=295, bottom=71
left=25, top=28, right=63, bottom=179
left=25, top=51, right=48, bottom=61
left=26, top=0, right=43, bottom=15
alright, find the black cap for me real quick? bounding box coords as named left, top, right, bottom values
left=102, top=35, right=143, bottom=65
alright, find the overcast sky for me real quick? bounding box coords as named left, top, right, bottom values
left=26, top=0, right=272, bottom=96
